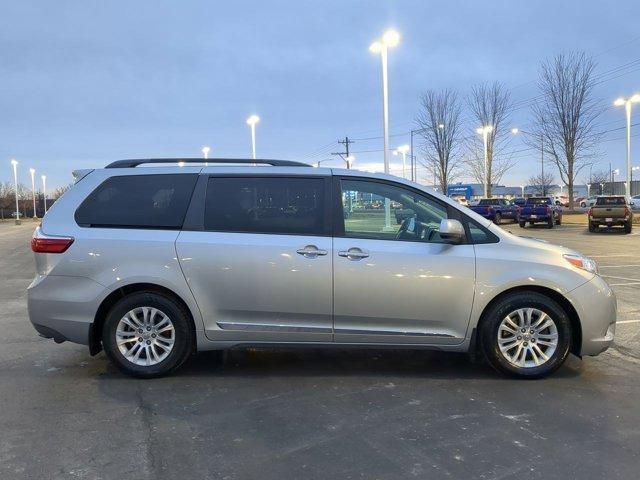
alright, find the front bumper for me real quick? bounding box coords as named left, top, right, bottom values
left=568, top=275, right=617, bottom=356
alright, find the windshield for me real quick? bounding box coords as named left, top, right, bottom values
left=526, top=198, right=551, bottom=205
left=596, top=196, right=626, bottom=206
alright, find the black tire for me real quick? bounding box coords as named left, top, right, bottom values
left=547, top=216, right=554, bottom=229
left=588, top=222, right=596, bottom=233
left=480, top=291, right=572, bottom=379
left=624, top=221, right=632, bottom=234
left=580, top=202, right=586, bottom=208
left=102, top=292, right=194, bottom=378
left=493, top=213, right=502, bottom=225
left=519, top=221, right=526, bottom=228
left=556, top=214, right=562, bottom=226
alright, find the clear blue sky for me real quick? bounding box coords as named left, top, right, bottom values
left=2, top=0, right=640, bottom=190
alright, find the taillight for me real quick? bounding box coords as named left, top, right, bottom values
left=31, top=228, right=74, bottom=254
left=624, top=207, right=630, bottom=217
left=588, top=207, right=593, bottom=216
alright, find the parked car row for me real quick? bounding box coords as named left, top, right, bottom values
left=460, top=194, right=633, bottom=233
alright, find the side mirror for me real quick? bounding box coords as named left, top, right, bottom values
left=439, top=219, right=465, bottom=243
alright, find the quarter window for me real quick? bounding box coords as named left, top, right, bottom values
left=75, top=174, right=198, bottom=229
left=204, top=177, right=326, bottom=235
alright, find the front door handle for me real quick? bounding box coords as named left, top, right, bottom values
left=338, top=247, right=370, bottom=260
left=296, top=245, right=328, bottom=258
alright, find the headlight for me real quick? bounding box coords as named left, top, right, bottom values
left=563, top=253, right=598, bottom=274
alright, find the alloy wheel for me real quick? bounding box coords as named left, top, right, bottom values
left=115, top=306, right=175, bottom=366
left=497, top=308, right=558, bottom=368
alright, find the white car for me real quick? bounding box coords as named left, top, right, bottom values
left=580, top=196, right=599, bottom=208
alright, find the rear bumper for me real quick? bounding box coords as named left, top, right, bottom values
left=27, top=274, right=105, bottom=346
left=567, top=275, right=617, bottom=356
left=521, top=214, right=551, bottom=221
left=590, top=218, right=629, bottom=226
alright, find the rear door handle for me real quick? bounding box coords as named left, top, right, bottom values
left=296, top=245, right=328, bottom=258
left=338, top=248, right=370, bottom=260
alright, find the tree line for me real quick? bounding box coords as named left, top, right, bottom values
left=0, top=182, right=70, bottom=219
left=416, top=52, right=603, bottom=209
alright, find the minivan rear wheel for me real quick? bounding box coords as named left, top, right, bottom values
left=102, top=292, right=194, bottom=378
left=480, top=291, right=571, bottom=379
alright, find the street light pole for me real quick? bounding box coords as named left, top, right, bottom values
left=614, top=94, right=640, bottom=197
left=246, top=115, right=260, bottom=160
left=41, top=175, right=47, bottom=213
left=476, top=125, right=493, bottom=197
left=393, top=145, right=409, bottom=179
left=29, top=168, right=37, bottom=219
left=11, top=159, right=20, bottom=225
left=370, top=29, right=400, bottom=231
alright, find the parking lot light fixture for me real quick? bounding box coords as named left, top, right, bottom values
left=370, top=29, right=400, bottom=231
left=41, top=175, right=47, bottom=213
left=614, top=94, right=640, bottom=198
left=201, top=146, right=210, bottom=166
left=345, top=155, right=355, bottom=169
left=246, top=115, right=260, bottom=160
left=29, top=168, right=37, bottom=219
left=476, top=125, right=493, bottom=197
left=511, top=128, right=519, bottom=135
left=11, top=159, right=20, bottom=225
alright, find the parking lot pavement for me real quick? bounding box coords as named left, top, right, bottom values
left=1, top=221, right=639, bottom=480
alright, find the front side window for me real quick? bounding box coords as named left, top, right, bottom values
left=75, top=174, right=198, bottom=229
left=204, top=177, right=325, bottom=235
left=339, top=179, right=450, bottom=243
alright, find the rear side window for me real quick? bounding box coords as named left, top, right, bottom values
left=204, top=177, right=326, bottom=235
left=75, top=174, right=198, bottom=229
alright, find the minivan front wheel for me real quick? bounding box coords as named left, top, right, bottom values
left=102, top=292, right=194, bottom=378
left=480, top=292, right=571, bottom=378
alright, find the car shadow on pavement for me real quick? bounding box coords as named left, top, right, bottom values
left=96, top=347, right=583, bottom=382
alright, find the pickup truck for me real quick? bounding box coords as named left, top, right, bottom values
left=468, top=198, right=520, bottom=224
left=518, top=197, right=562, bottom=228
left=588, top=196, right=633, bottom=233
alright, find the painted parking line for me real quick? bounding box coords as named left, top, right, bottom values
left=590, top=254, right=637, bottom=258
left=617, top=320, right=640, bottom=324
left=599, top=265, right=640, bottom=268
left=609, top=282, right=640, bottom=286
left=601, top=275, right=640, bottom=282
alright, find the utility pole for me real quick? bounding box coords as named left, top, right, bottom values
left=331, top=136, right=355, bottom=168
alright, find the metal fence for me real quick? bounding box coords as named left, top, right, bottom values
left=587, top=180, right=639, bottom=196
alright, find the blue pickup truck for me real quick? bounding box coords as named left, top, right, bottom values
left=468, top=198, right=520, bottom=224
left=519, top=197, right=562, bottom=228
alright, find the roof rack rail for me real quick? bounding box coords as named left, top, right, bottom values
left=105, top=158, right=310, bottom=169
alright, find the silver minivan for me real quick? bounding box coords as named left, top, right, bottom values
left=28, top=159, right=616, bottom=378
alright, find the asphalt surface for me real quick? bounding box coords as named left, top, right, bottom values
left=1, top=221, right=639, bottom=479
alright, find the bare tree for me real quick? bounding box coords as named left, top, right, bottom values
left=52, top=184, right=72, bottom=200
left=465, top=82, right=515, bottom=197
left=527, top=171, right=555, bottom=196
left=530, top=52, right=603, bottom=209
left=586, top=168, right=610, bottom=186
left=416, top=89, right=462, bottom=192
left=0, top=182, right=14, bottom=220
